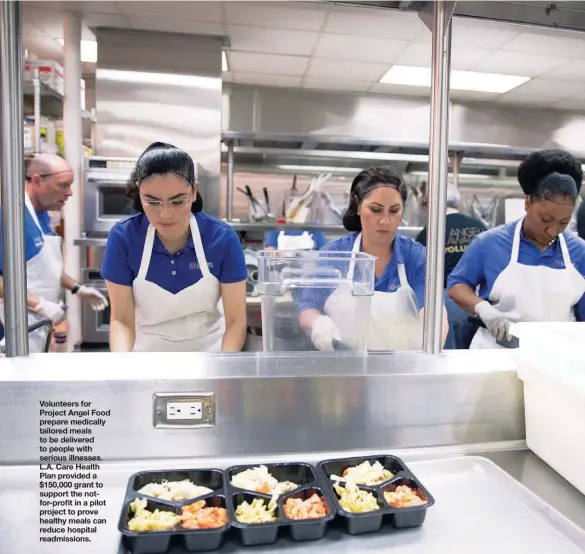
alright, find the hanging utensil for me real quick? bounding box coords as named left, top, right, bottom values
left=237, top=186, right=265, bottom=222
left=263, top=187, right=275, bottom=222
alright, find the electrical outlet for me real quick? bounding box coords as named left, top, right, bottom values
left=167, top=401, right=203, bottom=420
left=153, top=392, right=215, bottom=429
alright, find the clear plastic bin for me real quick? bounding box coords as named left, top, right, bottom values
left=256, top=250, right=376, bottom=352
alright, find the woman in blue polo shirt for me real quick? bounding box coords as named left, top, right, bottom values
left=448, top=149, right=585, bottom=349
left=298, top=165, right=448, bottom=351
left=101, top=142, right=247, bottom=353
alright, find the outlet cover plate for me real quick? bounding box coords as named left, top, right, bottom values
left=153, top=392, right=215, bottom=429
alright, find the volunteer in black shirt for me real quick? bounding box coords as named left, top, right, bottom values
left=416, top=182, right=486, bottom=349
left=416, top=183, right=487, bottom=287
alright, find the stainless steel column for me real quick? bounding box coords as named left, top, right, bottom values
left=33, top=68, right=41, bottom=154
left=0, top=0, right=29, bottom=356
left=422, top=0, right=453, bottom=354
left=227, top=140, right=234, bottom=221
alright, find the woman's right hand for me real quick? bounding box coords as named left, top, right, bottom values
left=311, top=315, right=342, bottom=351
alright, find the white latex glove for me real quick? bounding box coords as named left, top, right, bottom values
left=77, top=286, right=109, bottom=311
left=475, top=301, right=511, bottom=342
left=32, top=298, right=66, bottom=325
left=311, top=315, right=342, bottom=351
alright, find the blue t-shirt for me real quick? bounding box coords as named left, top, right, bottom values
left=265, top=230, right=328, bottom=249
left=101, top=212, right=247, bottom=294
left=299, top=232, right=428, bottom=313
left=0, top=208, right=54, bottom=275
left=447, top=219, right=585, bottom=321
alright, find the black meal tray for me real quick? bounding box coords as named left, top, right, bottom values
left=118, top=468, right=230, bottom=553
left=226, top=462, right=336, bottom=546
left=317, top=454, right=435, bottom=535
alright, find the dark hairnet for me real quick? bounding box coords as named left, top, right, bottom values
left=343, top=165, right=407, bottom=232
left=517, top=149, right=582, bottom=202
left=126, top=142, right=203, bottom=214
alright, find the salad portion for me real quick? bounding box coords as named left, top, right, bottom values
left=284, top=494, right=328, bottom=520
left=235, top=498, right=277, bottom=524
left=330, top=461, right=393, bottom=486
left=127, top=498, right=181, bottom=532
left=180, top=500, right=228, bottom=529
left=231, top=465, right=299, bottom=496
left=333, top=480, right=380, bottom=514
left=383, top=486, right=427, bottom=508
left=138, top=480, right=213, bottom=502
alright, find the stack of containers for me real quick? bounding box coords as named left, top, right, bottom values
left=514, top=322, right=585, bottom=495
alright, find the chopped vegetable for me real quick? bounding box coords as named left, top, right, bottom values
left=127, top=498, right=181, bottom=532
left=284, top=494, right=328, bottom=520
left=384, top=486, right=427, bottom=508
left=138, top=479, right=213, bottom=502
left=331, top=461, right=393, bottom=486
left=180, top=500, right=228, bottom=529
left=231, top=466, right=298, bottom=496
left=235, top=498, right=277, bottom=524
left=334, top=480, right=379, bottom=514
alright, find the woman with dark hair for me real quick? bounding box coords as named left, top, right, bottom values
left=101, top=142, right=247, bottom=352
left=448, top=148, right=585, bottom=349
left=298, top=165, right=448, bottom=351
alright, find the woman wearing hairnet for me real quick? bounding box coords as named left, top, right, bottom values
left=298, top=165, right=448, bottom=351
left=448, top=149, right=585, bottom=349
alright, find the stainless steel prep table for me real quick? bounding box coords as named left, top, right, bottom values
left=2, top=445, right=585, bottom=554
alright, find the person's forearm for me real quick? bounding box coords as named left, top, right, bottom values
left=0, top=275, right=39, bottom=309
left=448, top=283, right=483, bottom=313
left=109, top=320, right=135, bottom=352
left=299, top=308, right=321, bottom=332
left=221, top=320, right=246, bottom=352
left=61, top=272, right=78, bottom=291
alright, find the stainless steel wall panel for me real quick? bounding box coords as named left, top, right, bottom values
left=0, top=351, right=524, bottom=464
left=95, top=29, right=223, bottom=216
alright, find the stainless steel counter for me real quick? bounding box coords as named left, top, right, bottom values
left=1, top=444, right=584, bottom=553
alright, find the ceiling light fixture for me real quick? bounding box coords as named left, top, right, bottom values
left=380, top=65, right=530, bottom=94
left=222, top=51, right=229, bottom=72
left=57, top=39, right=97, bottom=64
left=278, top=165, right=364, bottom=173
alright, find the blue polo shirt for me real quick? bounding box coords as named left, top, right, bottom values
left=298, top=232, right=427, bottom=313
left=0, top=208, right=54, bottom=275
left=265, top=230, right=328, bottom=249
left=101, top=212, right=247, bottom=293
left=447, top=219, right=585, bottom=321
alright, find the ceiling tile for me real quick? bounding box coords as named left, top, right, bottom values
left=313, top=34, right=407, bottom=64
left=395, top=42, right=492, bottom=71
left=509, top=78, right=585, bottom=98
left=83, top=14, right=131, bottom=37
left=232, top=72, right=302, bottom=87
left=227, top=25, right=319, bottom=56
left=369, top=82, right=430, bottom=98
left=552, top=98, right=585, bottom=111
left=224, top=3, right=326, bottom=31
left=307, top=58, right=388, bottom=81
left=129, top=17, right=224, bottom=36
left=42, top=1, right=121, bottom=14
left=303, top=78, right=372, bottom=93
left=502, top=29, right=585, bottom=58
left=474, top=51, right=569, bottom=77
left=544, top=60, right=585, bottom=82
left=496, top=93, right=559, bottom=107
left=324, top=6, right=428, bottom=40
left=450, top=90, right=500, bottom=102
left=229, top=52, right=308, bottom=76
left=451, top=18, right=520, bottom=49
left=118, top=1, right=222, bottom=21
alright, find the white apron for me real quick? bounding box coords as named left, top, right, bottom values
left=471, top=218, right=585, bottom=349
left=323, top=233, right=422, bottom=351
left=277, top=231, right=315, bottom=251
left=132, top=214, right=225, bottom=352
left=0, top=193, right=62, bottom=353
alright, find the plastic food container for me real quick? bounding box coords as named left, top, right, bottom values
left=118, top=468, right=230, bottom=553
left=317, top=455, right=435, bottom=535
left=515, top=322, right=585, bottom=496
left=227, top=462, right=336, bottom=545
left=256, top=250, right=375, bottom=353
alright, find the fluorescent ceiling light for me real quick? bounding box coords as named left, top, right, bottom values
left=278, top=165, right=363, bottom=173
left=222, top=51, right=228, bottom=72
left=58, top=39, right=97, bottom=64
left=380, top=65, right=530, bottom=94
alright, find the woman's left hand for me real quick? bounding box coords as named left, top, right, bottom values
left=77, top=286, right=109, bottom=311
